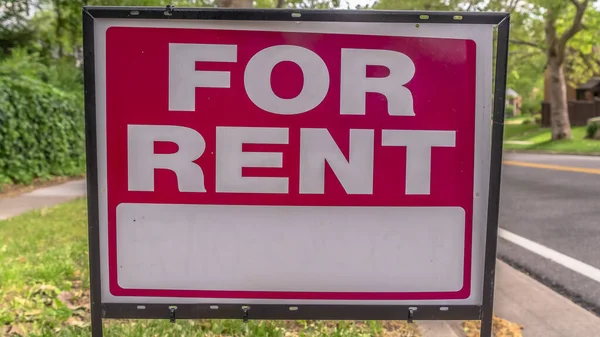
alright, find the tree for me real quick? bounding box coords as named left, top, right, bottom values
left=0, top=0, right=38, bottom=56
left=543, top=0, right=590, bottom=139
left=374, top=0, right=598, bottom=140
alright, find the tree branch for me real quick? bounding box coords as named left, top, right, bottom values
left=545, top=9, right=559, bottom=62
left=510, top=39, right=544, bottom=51
left=545, top=12, right=558, bottom=46
left=558, top=0, right=589, bottom=52
left=509, top=50, right=542, bottom=59
left=510, top=52, right=545, bottom=67
left=276, top=0, right=285, bottom=8
left=466, top=0, right=474, bottom=11
left=567, top=0, right=585, bottom=9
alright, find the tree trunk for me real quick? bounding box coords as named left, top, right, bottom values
left=543, top=1, right=589, bottom=140
left=547, top=58, right=572, bottom=140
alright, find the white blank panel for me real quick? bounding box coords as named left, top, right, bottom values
left=116, top=203, right=465, bottom=294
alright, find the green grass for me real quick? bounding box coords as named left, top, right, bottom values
left=503, top=124, right=600, bottom=154
left=0, top=198, right=421, bottom=337
left=503, top=123, right=539, bottom=140
left=504, top=115, right=535, bottom=126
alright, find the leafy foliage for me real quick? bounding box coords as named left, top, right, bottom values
left=255, top=0, right=340, bottom=8
left=505, top=104, right=515, bottom=117
left=586, top=121, right=599, bottom=139
left=375, top=0, right=600, bottom=139
left=0, top=0, right=37, bottom=56
left=0, top=48, right=48, bottom=79
left=520, top=99, right=541, bottom=115
left=0, top=75, right=85, bottom=185
left=563, top=9, right=600, bottom=87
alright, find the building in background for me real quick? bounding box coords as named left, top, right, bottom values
left=506, top=88, right=522, bottom=116
left=576, top=77, right=600, bottom=101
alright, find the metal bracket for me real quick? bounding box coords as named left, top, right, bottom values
left=164, top=4, right=175, bottom=16
left=407, top=307, right=416, bottom=323
left=242, top=306, right=250, bottom=323
left=169, top=306, right=177, bottom=323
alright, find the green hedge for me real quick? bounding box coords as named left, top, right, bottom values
left=0, top=76, right=85, bottom=185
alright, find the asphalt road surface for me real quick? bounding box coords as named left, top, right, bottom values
left=498, top=152, right=600, bottom=315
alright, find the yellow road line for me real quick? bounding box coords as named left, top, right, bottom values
left=503, top=160, right=600, bottom=175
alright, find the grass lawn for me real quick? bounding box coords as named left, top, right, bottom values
left=0, top=198, right=422, bottom=337
left=503, top=122, right=600, bottom=154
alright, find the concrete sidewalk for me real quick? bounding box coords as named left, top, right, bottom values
left=439, top=260, right=600, bottom=337
left=2, top=180, right=600, bottom=336
left=490, top=260, right=600, bottom=336
left=0, top=180, right=87, bottom=220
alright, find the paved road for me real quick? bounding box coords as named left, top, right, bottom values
left=498, top=152, right=600, bottom=314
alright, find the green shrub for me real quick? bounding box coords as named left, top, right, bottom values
left=0, top=76, right=85, bottom=185
left=586, top=121, right=599, bottom=139
left=520, top=100, right=539, bottom=116
left=504, top=105, right=515, bottom=117
left=0, top=48, right=84, bottom=94
left=0, top=48, right=48, bottom=80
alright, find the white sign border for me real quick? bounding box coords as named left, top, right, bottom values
left=93, top=18, right=493, bottom=306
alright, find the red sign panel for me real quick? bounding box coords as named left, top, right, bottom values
left=105, top=27, right=476, bottom=300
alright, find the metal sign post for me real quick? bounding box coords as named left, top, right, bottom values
left=82, top=6, right=509, bottom=337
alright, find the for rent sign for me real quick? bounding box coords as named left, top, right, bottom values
left=84, top=7, right=509, bottom=328
left=110, top=27, right=476, bottom=300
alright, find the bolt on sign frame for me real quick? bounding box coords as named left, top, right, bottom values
left=82, top=6, right=509, bottom=337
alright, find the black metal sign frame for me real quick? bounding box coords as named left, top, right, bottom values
left=82, top=6, right=509, bottom=337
